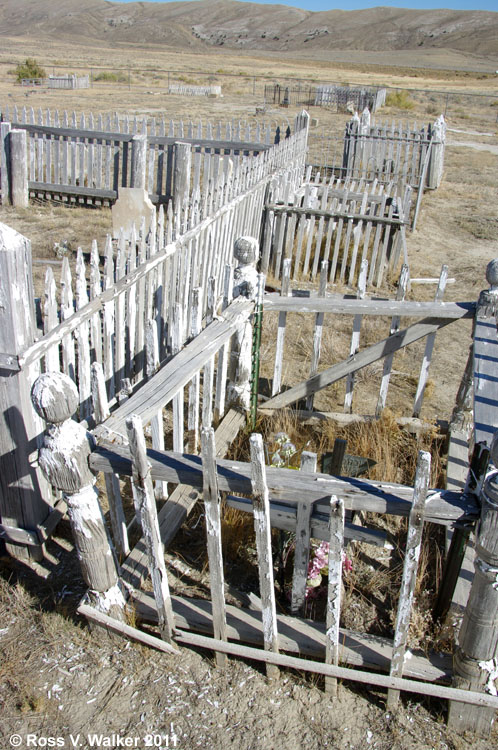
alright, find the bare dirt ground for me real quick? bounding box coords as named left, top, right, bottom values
left=1, top=36, right=498, bottom=750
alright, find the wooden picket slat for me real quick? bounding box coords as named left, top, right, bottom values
left=250, top=433, right=279, bottom=679
left=290, top=451, right=317, bottom=615
left=126, top=414, right=175, bottom=644
left=325, top=496, right=345, bottom=696
left=201, top=427, right=228, bottom=667
left=387, top=450, right=431, bottom=708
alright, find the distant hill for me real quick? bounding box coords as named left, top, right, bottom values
left=1, top=0, right=497, bottom=63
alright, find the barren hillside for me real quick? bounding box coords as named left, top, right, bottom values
left=1, top=0, right=497, bottom=68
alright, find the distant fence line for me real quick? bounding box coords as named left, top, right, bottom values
left=168, top=84, right=222, bottom=97
left=264, top=83, right=386, bottom=113
left=21, top=75, right=90, bottom=90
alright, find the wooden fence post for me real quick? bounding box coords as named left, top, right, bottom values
left=31, top=372, right=126, bottom=619
left=227, top=236, right=259, bottom=410
left=0, top=223, right=50, bottom=561
left=173, top=141, right=192, bottom=226
left=448, top=434, right=498, bottom=736
left=0, top=122, right=11, bottom=204
left=9, top=129, right=28, bottom=207
left=130, top=133, right=147, bottom=190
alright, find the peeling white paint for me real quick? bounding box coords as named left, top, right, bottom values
left=479, top=658, right=498, bottom=696
left=476, top=558, right=498, bottom=590
left=86, top=584, right=126, bottom=614
left=67, top=486, right=104, bottom=539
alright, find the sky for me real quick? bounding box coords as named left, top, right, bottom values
left=113, top=0, right=498, bottom=11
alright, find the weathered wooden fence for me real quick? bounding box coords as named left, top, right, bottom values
left=261, top=173, right=411, bottom=287
left=0, top=106, right=300, bottom=209
left=21, top=76, right=90, bottom=89
left=308, top=112, right=446, bottom=192
left=342, top=112, right=446, bottom=189
left=0, top=114, right=308, bottom=559
left=168, top=84, right=222, bottom=97
left=26, top=263, right=498, bottom=730
left=264, top=83, right=386, bottom=113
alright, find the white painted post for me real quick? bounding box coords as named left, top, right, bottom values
left=9, top=129, right=28, bottom=207
left=227, top=236, right=259, bottom=411
left=250, top=433, right=279, bottom=680
left=173, top=141, right=192, bottom=231
left=325, top=496, right=345, bottom=696
left=31, top=372, right=126, bottom=619
left=0, top=223, right=50, bottom=562
left=130, top=133, right=147, bottom=190
left=0, top=122, right=11, bottom=204
left=387, top=450, right=431, bottom=709
left=201, top=427, right=228, bottom=667
left=448, top=433, right=498, bottom=736
left=291, top=451, right=317, bottom=615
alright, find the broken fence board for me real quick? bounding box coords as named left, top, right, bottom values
left=262, top=315, right=463, bottom=412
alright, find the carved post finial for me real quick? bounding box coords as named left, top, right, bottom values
left=31, top=372, right=125, bottom=619
left=227, top=236, right=260, bottom=411
left=485, top=258, right=498, bottom=293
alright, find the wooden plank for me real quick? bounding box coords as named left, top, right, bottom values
left=60, top=257, right=76, bottom=380
left=266, top=203, right=406, bottom=228
left=262, top=295, right=474, bottom=319
left=102, top=237, right=115, bottom=400
left=94, top=298, right=252, bottom=441
left=43, top=266, right=60, bottom=372
left=388, top=450, right=431, bottom=708
left=130, top=589, right=454, bottom=685
left=120, top=409, right=245, bottom=588
left=325, top=496, right=345, bottom=695
left=344, top=259, right=368, bottom=413
left=473, top=286, right=498, bottom=448
left=272, top=259, right=291, bottom=397
left=262, top=315, right=463, bottom=412
left=90, top=361, right=129, bottom=558
left=187, top=287, right=202, bottom=452
left=89, top=240, right=103, bottom=365
left=201, top=427, right=228, bottom=667
left=250, top=434, right=279, bottom=679
left=126, top=415, right=175, bottom=643
left=146, top=320, right=167, bottom=500
left=114, top=235, right=126, bottom=390
left=76, top=249, right=91, bottom=419
left=305, top=261, right=328, bottom=411
left=290, top=451, right=317, bottom=615
left=225, top=495, right=386, bottom=547
left=79, top=602, right=495, bottom=709
left=78, top=603, right=179, bottom=655
left=171, top=304, right=184, bottom=453
left=91, top=443, right=478, bottom=528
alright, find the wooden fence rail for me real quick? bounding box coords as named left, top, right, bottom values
left=261, top=266, right=474, bottom=419
left=72, top=410, right=491, bottom=716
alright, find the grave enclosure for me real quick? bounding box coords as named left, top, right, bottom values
left=1, top=106, right=498, bottom=736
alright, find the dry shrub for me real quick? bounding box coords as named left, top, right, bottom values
left=220, top=501, right=255, bottom=560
